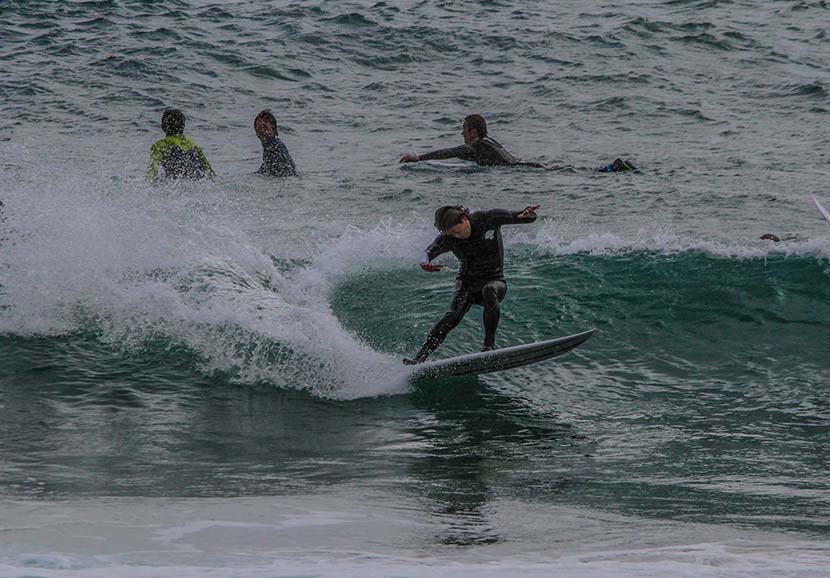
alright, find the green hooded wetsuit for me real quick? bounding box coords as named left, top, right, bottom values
left=147, top=134, right=215, bottom=182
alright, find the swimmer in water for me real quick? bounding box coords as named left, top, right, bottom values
left=148, top=109, right=215, bottom=183
left=254, top=109, right=297, bottom=177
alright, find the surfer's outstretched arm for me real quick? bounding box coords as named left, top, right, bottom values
left=482, top=205, right=540, bottom=227
left=400, top=145, right=477, bottom=163
left=517, top=204, right=540, bottom=219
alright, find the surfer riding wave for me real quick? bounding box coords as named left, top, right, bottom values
left=403, top=204, right=539, bottom=365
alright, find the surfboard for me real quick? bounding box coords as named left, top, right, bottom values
left=813, top=195, right=830, bottom=224
left=409, top=328, right=595, bottom=379
left=404, top=160, right=482, bottom=172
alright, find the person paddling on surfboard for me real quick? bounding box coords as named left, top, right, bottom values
left=399, top=113, right=636, bottom=172
left=399, top=114, right=549, bottom=168
left=403, top=204, right=540, bottom=365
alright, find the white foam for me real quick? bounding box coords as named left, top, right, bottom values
left=531, top=220, right=830, bottom=260
left=1, top=496, right=829, bottom=578
left=0, top=172, right=411, bottom=399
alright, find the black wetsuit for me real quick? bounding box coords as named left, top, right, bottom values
left=258, top=136, right=297, bottom=177
left=409, top=209, right=537, bottom=363
left=598, top=158, right=637, bottom=172
left=417, top=137, right=636, bottom=172
left=418, top=137, right=546, bottom=168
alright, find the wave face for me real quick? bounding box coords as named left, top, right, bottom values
left=1, top=0, right=830, bottom=574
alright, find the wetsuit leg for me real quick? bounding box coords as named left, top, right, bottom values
left=599, top=158, right=637, bottom=172
left=480, top=280, right=507, bottom=349
left=408, top=282, right=474, bottom=363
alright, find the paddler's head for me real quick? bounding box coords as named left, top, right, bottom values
left=462, top=114, right=487, bottom=145
left=161, top=109, right=186, bottom=136
left=435, top=205, right=471, bottom=239
left=254, top=109, right=278, bottom=141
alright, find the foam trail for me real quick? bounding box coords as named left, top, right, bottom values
left=0, top=174, right=410, bottom=399
left=531, top=219, right=830, bottom=260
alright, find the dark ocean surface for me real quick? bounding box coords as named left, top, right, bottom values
left=1, top=1, right=829, bottom=576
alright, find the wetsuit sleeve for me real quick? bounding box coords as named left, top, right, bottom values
left=424, top=234, right=452, bottom=262
left=147, top=140, right=168, bottom=182
left=196, top=146, right=216, bottom=177
left=417, top=145, right=477, bottom=162
left=282, top=146, right=297, bottom=176
left=287, top=152, right=297, bottom=175
left=482, top=208, right=537, bottom=228
left=280, top=141, right=297, bottom=175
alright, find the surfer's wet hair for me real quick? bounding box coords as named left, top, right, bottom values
left=463, top=114, right=487, bottom=137
left=161, top=109, right=185, bottom=136
left=434, top=205, right=469, bottom=231
left=255, top=109, right=278, bottom=134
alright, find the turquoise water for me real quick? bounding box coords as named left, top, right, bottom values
left=1, top=1, right=830, bottom=576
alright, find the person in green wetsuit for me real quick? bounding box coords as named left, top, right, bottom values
left=147, top=109, right=215, bottom=183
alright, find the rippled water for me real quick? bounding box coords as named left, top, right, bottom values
left=1, top=1, right=830, bottom=576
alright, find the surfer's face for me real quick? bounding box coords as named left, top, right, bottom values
left=255, top=118, right=275, bottom=141
left=462, top=122, right=477, bottom=145
left=444, top=216, right=471, bottom=239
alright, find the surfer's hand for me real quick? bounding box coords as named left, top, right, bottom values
left=399, top=153, right=419, bottom=163
left=420, top=262, right=442, bottom=272
left=518, top=204, right=540, bottom=218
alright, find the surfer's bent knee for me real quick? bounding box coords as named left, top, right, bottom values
left=481, top=280, right=506, bottom=304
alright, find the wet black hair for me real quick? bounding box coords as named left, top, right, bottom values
left=434, top=205, right=469, bottom=231
left=161, top=109, right=185, bottom=136
left=254, top=109, right=278, bottom=134
left=463, top=114, right=487, bottom=138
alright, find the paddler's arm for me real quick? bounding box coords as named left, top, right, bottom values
left=147, top=140, right=167, bottom=183
left=400, top=144, right=477, bottom=163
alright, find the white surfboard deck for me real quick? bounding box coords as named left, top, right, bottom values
left=409, top=328, right=595, bottom=379
left=813, top=195, right=830, bottom=224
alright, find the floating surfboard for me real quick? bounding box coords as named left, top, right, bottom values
left=404, top=160, right=482, bottom=172
left=813, top=195, right=830, bottom=224
left=409, top=328, right=595, bottom=379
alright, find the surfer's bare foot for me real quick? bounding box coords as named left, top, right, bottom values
left=481, top=345, right=494, bottom=352
left=403, top=357, right=424, bottom=365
